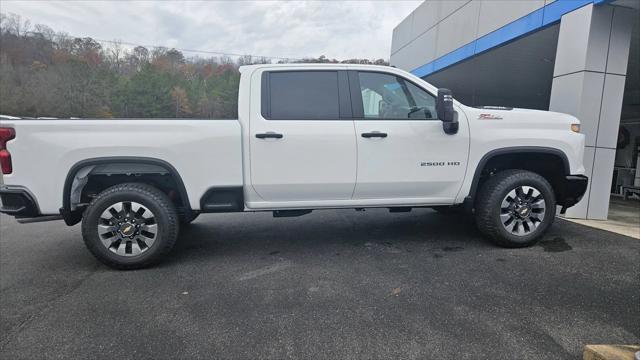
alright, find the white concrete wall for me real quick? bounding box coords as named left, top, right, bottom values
left=390, top=0, right=547, bottom=71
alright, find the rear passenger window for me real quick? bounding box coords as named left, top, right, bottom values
left=262, top=71, right=340, bottom=120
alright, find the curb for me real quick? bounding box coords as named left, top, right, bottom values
left=583, top=345, right=640, bottom=360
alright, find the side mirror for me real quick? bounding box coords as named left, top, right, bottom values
left=437, top=88, right=458, bottom=135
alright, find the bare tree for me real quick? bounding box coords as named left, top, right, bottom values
left=107, top=40, right=123, bottom=74
left=0, top=13, right=30, bottom=37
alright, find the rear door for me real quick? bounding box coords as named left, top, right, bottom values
left=249, top=69, right=357, bottom=202
left=350, top=70, right=469, bottom=203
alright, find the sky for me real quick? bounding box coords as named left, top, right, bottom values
left=1, top=0, right=421, bottom=61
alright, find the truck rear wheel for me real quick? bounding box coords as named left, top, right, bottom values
left=475, top=170, right=556, bottom=247
left=81, top=183, right=179, bottom=270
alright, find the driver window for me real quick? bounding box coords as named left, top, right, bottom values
left=358, top=72, right=437, bottom=120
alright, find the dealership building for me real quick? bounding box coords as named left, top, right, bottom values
left=391, top=0, right=639, bottom=220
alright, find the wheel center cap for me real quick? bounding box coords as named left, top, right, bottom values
left=119, top=223, right=135, bottom=237
left=517, top=206, right=531, bottom=218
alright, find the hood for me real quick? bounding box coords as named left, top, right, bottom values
left=462, top=105, right=580, bottom=125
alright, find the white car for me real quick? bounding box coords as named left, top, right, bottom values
left=0, top=64, right=588, bottom=269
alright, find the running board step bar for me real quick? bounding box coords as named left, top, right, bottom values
left=273, top=210, right=312, bottom=217
left=17, top=215, right=64, bottom=224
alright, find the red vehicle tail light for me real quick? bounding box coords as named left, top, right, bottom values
left=0, top=127, right=16, bottom=174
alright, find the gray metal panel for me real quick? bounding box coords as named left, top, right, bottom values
left=549, top=71, right=605, bottom=147
left=410, top=28, right=438, bottom=70
left=389, top=47, right=414, bottom=71
left=553, top=5, right=593, bottom=76
left=435, top=0, right=480, bottom=58
left=587, top=147, right=616, bottom=219
left=551, top=3, right=635, bottom=220
left=596, top=74, right=627, bottom=149
left=438, top=0, right=473, bottom=22
left=585, top=5, right=615, bottom=72
left=407, top=28, right=437, bottom=70
left=391, top=14, right=414, bottom=54
left=391, top=27, right=438, bottom=72
left=553, top=4, right=613, bottom=76
left=476, top=0, right=545, bottom=38
left=606, top=7, right=634, bottom=74
left=410, top=1, right=441, bottom=39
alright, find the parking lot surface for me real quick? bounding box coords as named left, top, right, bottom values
left=1, top=209, right=638, bottom=359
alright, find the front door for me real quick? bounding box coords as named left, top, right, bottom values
left=249, top=69, right=357, bottom=202
left=351, top=71, right=469, bottom=203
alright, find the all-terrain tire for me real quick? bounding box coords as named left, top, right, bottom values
left=81, top=183, right=179, bottom=270
left=475, top=170, right=556, bottom=248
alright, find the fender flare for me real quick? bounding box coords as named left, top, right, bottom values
left=61, top=156, right=192, bottom=225
left=466, top=146, right=571, bottom=203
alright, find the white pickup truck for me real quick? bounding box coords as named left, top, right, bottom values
left=0, top=64, right=588, bottom=269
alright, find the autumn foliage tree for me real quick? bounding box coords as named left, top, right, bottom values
left=170, top=86, right=191, bottom=117
left=0, top=13, right=389, bottom=119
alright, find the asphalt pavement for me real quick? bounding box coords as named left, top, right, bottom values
left=1, top=209, right=638, bottom=359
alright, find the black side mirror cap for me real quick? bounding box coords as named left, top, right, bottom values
left=437, top=88, right=458, bottom=135
left=442, top=115, right=459, bottom=135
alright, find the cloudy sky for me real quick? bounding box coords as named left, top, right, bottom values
left=1, top=0, right=421, bottom=61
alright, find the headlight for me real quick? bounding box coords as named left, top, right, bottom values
left=571, top=123, right=581, bottom=133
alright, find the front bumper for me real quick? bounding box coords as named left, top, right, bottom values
left=0, top=186, right=40, bottom=218
left=559, top=175, right=588, bottom=212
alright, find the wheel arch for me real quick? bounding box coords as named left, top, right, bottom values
left=61, top=156, right=192, bottom=225
left=466, top=147, right=571, bottom=209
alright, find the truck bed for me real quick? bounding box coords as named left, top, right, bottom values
left=0, top=119, right=243, bottom=214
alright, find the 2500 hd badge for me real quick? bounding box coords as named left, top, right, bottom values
left=420, top=161, right=461, bottom=166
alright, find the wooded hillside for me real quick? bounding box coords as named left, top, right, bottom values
left=0, top=13, right=388, bottom=119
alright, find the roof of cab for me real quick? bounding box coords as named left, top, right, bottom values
left=239, top=63, right=394, bottom=73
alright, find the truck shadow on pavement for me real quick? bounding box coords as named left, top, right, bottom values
left=161, top=208, right=570, bottom=267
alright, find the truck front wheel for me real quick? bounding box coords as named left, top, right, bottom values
left=475, top=170, right=556, bottom=247
left=81, top=183, right=179, bottom=269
